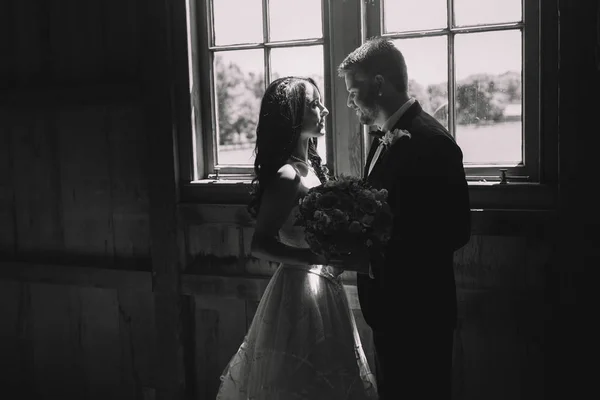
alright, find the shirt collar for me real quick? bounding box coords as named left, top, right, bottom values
left=380, top=97, right=416, bottom=132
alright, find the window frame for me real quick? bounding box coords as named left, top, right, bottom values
left=179, top=0, right=558, bottom=209
left=189, top=0, right=333, bottom=179
left=366, top=0, right=540, bottom=182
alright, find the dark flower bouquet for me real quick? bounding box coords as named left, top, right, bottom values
left=294, top=175, right=393, bottom=266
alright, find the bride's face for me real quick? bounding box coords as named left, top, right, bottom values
left=300, top=83, right=328, bottom=139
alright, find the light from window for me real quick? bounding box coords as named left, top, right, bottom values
left=383, top=0, right=523, bottom=167
left=454, top=30, right=522, bottom=165
left=209, top=0, right=326, bottom=168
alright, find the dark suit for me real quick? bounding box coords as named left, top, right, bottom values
left=359, top=101, right=471, bottom=399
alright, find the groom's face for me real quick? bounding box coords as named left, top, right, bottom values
left=344, top=71, right=380, bottom=126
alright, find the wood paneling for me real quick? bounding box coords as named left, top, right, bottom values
left=192, top=296, right=247, bottom=398
left=0, top=109, right=15, bottom=255
left=2, top=102, right=149, bottom=267
left=11, top=108, right=64, bottom=255
left=58, top=106, right=114, bottom=259
left=0, top=280, right=157, bottom=399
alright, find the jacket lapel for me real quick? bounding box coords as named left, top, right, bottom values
left=364, top=133, right=383, bottom=179
left=368, top=101, right=423, bottom=183
left=364, top=101, right=423, bottom=182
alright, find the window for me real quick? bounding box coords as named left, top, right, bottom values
left=367, top=0, right=540, bottom=182
left=188, top=0, right=329, bottom=179
left=183, top=0, right=553, bottom=207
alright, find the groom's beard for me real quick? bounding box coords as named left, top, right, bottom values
left=357, top=105, right=379, bottom=126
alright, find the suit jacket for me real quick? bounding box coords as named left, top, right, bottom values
left=358, top=100, right=471, bottom=331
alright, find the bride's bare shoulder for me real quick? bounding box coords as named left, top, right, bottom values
left=276, top=163, right=300, bottom=181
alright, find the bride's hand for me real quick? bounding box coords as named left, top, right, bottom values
left=310, top=252, right=329, bottom=266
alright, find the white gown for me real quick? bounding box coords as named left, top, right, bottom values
left=215, top=168, right=378, bottom=400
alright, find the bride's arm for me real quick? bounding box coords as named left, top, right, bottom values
left=251, top=165, right=326, bottom=266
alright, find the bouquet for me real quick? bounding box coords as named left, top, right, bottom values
left=294, top=174, right=393, bottom=266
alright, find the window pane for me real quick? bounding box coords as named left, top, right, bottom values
left=271, top=46, right=324, bottom=92
left=214, top=50, right=264, bottom=165
left=213, top=0, right=263, bottom=45
left=269, top=0, right=322, bottom=41
left=384, top=0, right=447, bottom=32
left=454, top=0, right=522, bottom=26
left=391, top=37, right=448, bottom=127
left=271, top=45, right=327, bottom=162
left=455, top=30, right=522, bottom=164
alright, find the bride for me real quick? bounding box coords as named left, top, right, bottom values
left=215, top=76, right=378, bottom=399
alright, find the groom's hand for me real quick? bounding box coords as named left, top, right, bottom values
left=327, top=248, right=370, bottom=273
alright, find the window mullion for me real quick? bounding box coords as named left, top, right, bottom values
left=523, top=0, right=541, bottom=182
left=196, top=0, right=216, bottom=177
left=263, top=0, right=271, bottom=86
left=447, top=0, right=456, bottom=138
left=361, top=0, right=382, bottom=163
left=328, top=0, right=363, bottom=177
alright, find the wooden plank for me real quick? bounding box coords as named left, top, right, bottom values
left=454, top=311, right=543, bottom=399
left=79, top=287, right=122, bottom=400
left=0, top=108, right=15, bottom=254
left=179, top=203, right=557, bottom=237
left=29, top=283, right=87, bottom=399
left=182, top=273, right=364, bottom=310
left=470, top=208, right=557, bottom=238
left=117, top=289, right=158, bottom=398
left=181, top=274, right=269, bottom=301
left=57, top=105, right=114, bottom=265
left=178, top=203, right=254, bottom=227
left=0, top=0, right=14, bottom=84
left=192, top=296, right=247, bottom=399
left=0, top=281, right=35, bottom=396
left=47, top=0, right=105, bottom=82
left=454, top=234, right=552, bottom=291
left=11, top=108, right=64, bottom=256
left=106, top=104, right=151, bottom=269
left=185, top=225, right=243, bottom=275
left=0, top=84, right=143, bottom=108
left=144, top=0, right=188, bottom=397
left=180, top=182, right=254, bottom=205
left=0, top=262, right=152, bottom=292
left=181, top=181, right=559, bottom=211
left=12, top=0, right=46, bottom=85
left=102, top=0, right=140, bottom=80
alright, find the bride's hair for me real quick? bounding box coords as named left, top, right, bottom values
left=247, top=76, right=330, bottom=218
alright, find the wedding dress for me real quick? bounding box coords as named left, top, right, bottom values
left=215, top=170, right=378, bottom=400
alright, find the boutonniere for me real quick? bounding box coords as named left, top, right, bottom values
left=380, top=128, right=411, bottom=146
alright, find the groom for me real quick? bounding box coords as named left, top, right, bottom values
left=338, top=37, right=471, bottom=399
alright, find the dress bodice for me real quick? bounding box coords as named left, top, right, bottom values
left=277, top=166, right=343, bottom=279
left=278, top=205, right=309, bottom=249
left=276, top=163, right=321, bottom=249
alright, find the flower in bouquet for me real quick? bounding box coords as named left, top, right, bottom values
left=294, top=175, right=393, bottom=261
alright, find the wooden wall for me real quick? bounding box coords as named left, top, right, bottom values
left=0, top=0, right=596, bottom=399
left=0, top=0, right=156, bottom=399
left=180, top=205, right=552, bottom=400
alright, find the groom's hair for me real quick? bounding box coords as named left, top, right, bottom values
left=337, top=37, right=408, bottom=93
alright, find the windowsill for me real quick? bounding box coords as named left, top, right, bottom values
left=181, top=178, right=558, bottom=210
